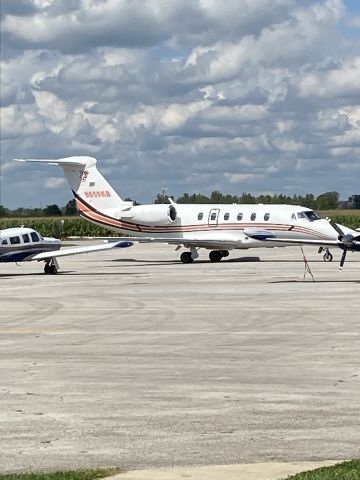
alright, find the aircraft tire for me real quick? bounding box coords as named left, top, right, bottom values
left=50, top=264, right=58, bottom=274
left=180, top=251, right=194, bottom=264
left=323, top=252, right=333, bottom=262
left=209, top=250, right=222, bottom=262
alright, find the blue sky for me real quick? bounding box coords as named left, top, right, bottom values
left=1, top=0, right=360, bottom=208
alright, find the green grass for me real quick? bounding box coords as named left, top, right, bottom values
left=283, top=459, right=360, bottom=479
left=0, top=468, right=124, bottom=480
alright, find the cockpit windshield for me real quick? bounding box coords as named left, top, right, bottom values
left=297, top=211, right=321, bottom=221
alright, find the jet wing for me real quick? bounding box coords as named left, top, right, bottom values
left=243, top=229, right=340, bottom=247
left=30, top=241, right=133, bottom=261
left=249, top=237, right=340, bottom=246
left=68, top=236, right=243, bottom=250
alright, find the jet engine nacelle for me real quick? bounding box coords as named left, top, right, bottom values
left=120, top=204, right=177, bottom=226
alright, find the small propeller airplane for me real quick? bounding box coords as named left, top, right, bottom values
left=0, top=226, right=133, bottom=274
left=16, top=156, right=359, bottom=267
left=249, top=218, right=360, bottom=270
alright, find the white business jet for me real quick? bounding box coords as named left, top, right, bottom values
left=17, top=156, right=358, bottom=265
left=0, top=226, right=133, bottom=274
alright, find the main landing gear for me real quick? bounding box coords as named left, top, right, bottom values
left=318, top=247, right=333, bottom=262
left=209, top=250, right=229, bottom=262
left=44, top=258, right=59, bottom=274
left=179, top=249, right=230, bottom=263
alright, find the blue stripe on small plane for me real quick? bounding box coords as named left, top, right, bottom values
left=0, top=251, right=38, bottom=262
left=114, top=241, right=133, bottom=248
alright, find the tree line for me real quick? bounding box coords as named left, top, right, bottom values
left=155, top=190, right=343, bottom=210
left=0, top=191, right=356, bottom=218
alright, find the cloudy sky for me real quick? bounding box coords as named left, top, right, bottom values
left=1, top=0, right=360, bottom=208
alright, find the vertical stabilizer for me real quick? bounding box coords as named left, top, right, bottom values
left=16, top=156, right=130, bottom=213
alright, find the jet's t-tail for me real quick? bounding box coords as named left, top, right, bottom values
left=16, top=156, right=131, bottom=215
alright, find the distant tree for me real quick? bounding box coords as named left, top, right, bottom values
left=303, top=193, right=316, bottom=209
left=0, top=205, right=8, bottom=217
left=43, top=204, right=62, bottom=216
left=239, top=193, right=256, bottom=204
left=316, top=191, right=340, bottom=210
left=63, top=199, right=78, bottom=216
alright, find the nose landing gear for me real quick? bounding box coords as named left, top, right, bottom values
left=318, top=247, right=333, bottom=262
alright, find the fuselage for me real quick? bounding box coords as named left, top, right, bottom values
left=0, top=227, right=60, bottom=262
left=77, top=199, right=351, bottom=248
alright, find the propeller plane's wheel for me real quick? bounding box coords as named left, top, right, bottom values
left=220, top=250, right=229, bottom=257
left=49, top=264, right=58, bottom=274
left=323, top=251, right=333, bottom=262
left=44, top=260, right=58, bottom=274
left=180, top=251, right=194, bottom=264
left=209, top=250, right=222, bottom=262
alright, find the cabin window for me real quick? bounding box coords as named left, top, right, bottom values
left=10, top=236, right=21, bottom=245
left=30, top=232, right=40, bottom=242
left=237, top=213, right=243, bottom=221
left=198, top=212, right=203, bottom=220
left=22, top=234, right=30, bottom=243
left=210, top=212, right=217, bottom=221
left=297, top=212, right=306, bottom=219
left=224, top=213, right=230, bottom=221
left=264, top=213, right=270, bottom=221
left=250, top=213, right=256, bottom=221
left=2, top=239, right=8, bottom=245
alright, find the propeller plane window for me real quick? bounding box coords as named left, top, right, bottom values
left=22, top=234, right=30, bottom=243
left=224, top=213, right=230, bottom=221
left=198, top=212, right=203, bottom=220
left=10, top=236, right=21, bottom=245
left=2, top=239, right=8, bottom=245
left=251, top=213, right=256, bottom=221
left=264, top=213, right=270, bottom=221
left=210, top=212, right=217, bottom=221
left=237, top=213, right=243, bottom=221
left=30, top=232, right=40, bottom=242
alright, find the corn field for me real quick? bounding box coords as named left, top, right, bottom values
left=0, top=217, right=122, bottom=238
left=1, top=214, right=359, bottom=238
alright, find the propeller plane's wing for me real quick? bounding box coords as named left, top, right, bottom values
left=30, top=241, right=133, bottom=261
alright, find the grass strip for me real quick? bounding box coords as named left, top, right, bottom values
left=0, top=468, right=124, bottom=480
left=283, top=459, right=360, bottom=479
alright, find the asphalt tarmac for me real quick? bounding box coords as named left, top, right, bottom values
left=0, top=244, right=359, bottom=473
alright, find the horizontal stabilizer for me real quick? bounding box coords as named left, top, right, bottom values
left=15, top=156, right=96, bottom=167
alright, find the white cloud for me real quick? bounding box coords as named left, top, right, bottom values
left=44, top=177, right=67, bottom=189
left=1, top=0, right=360, bottom=208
